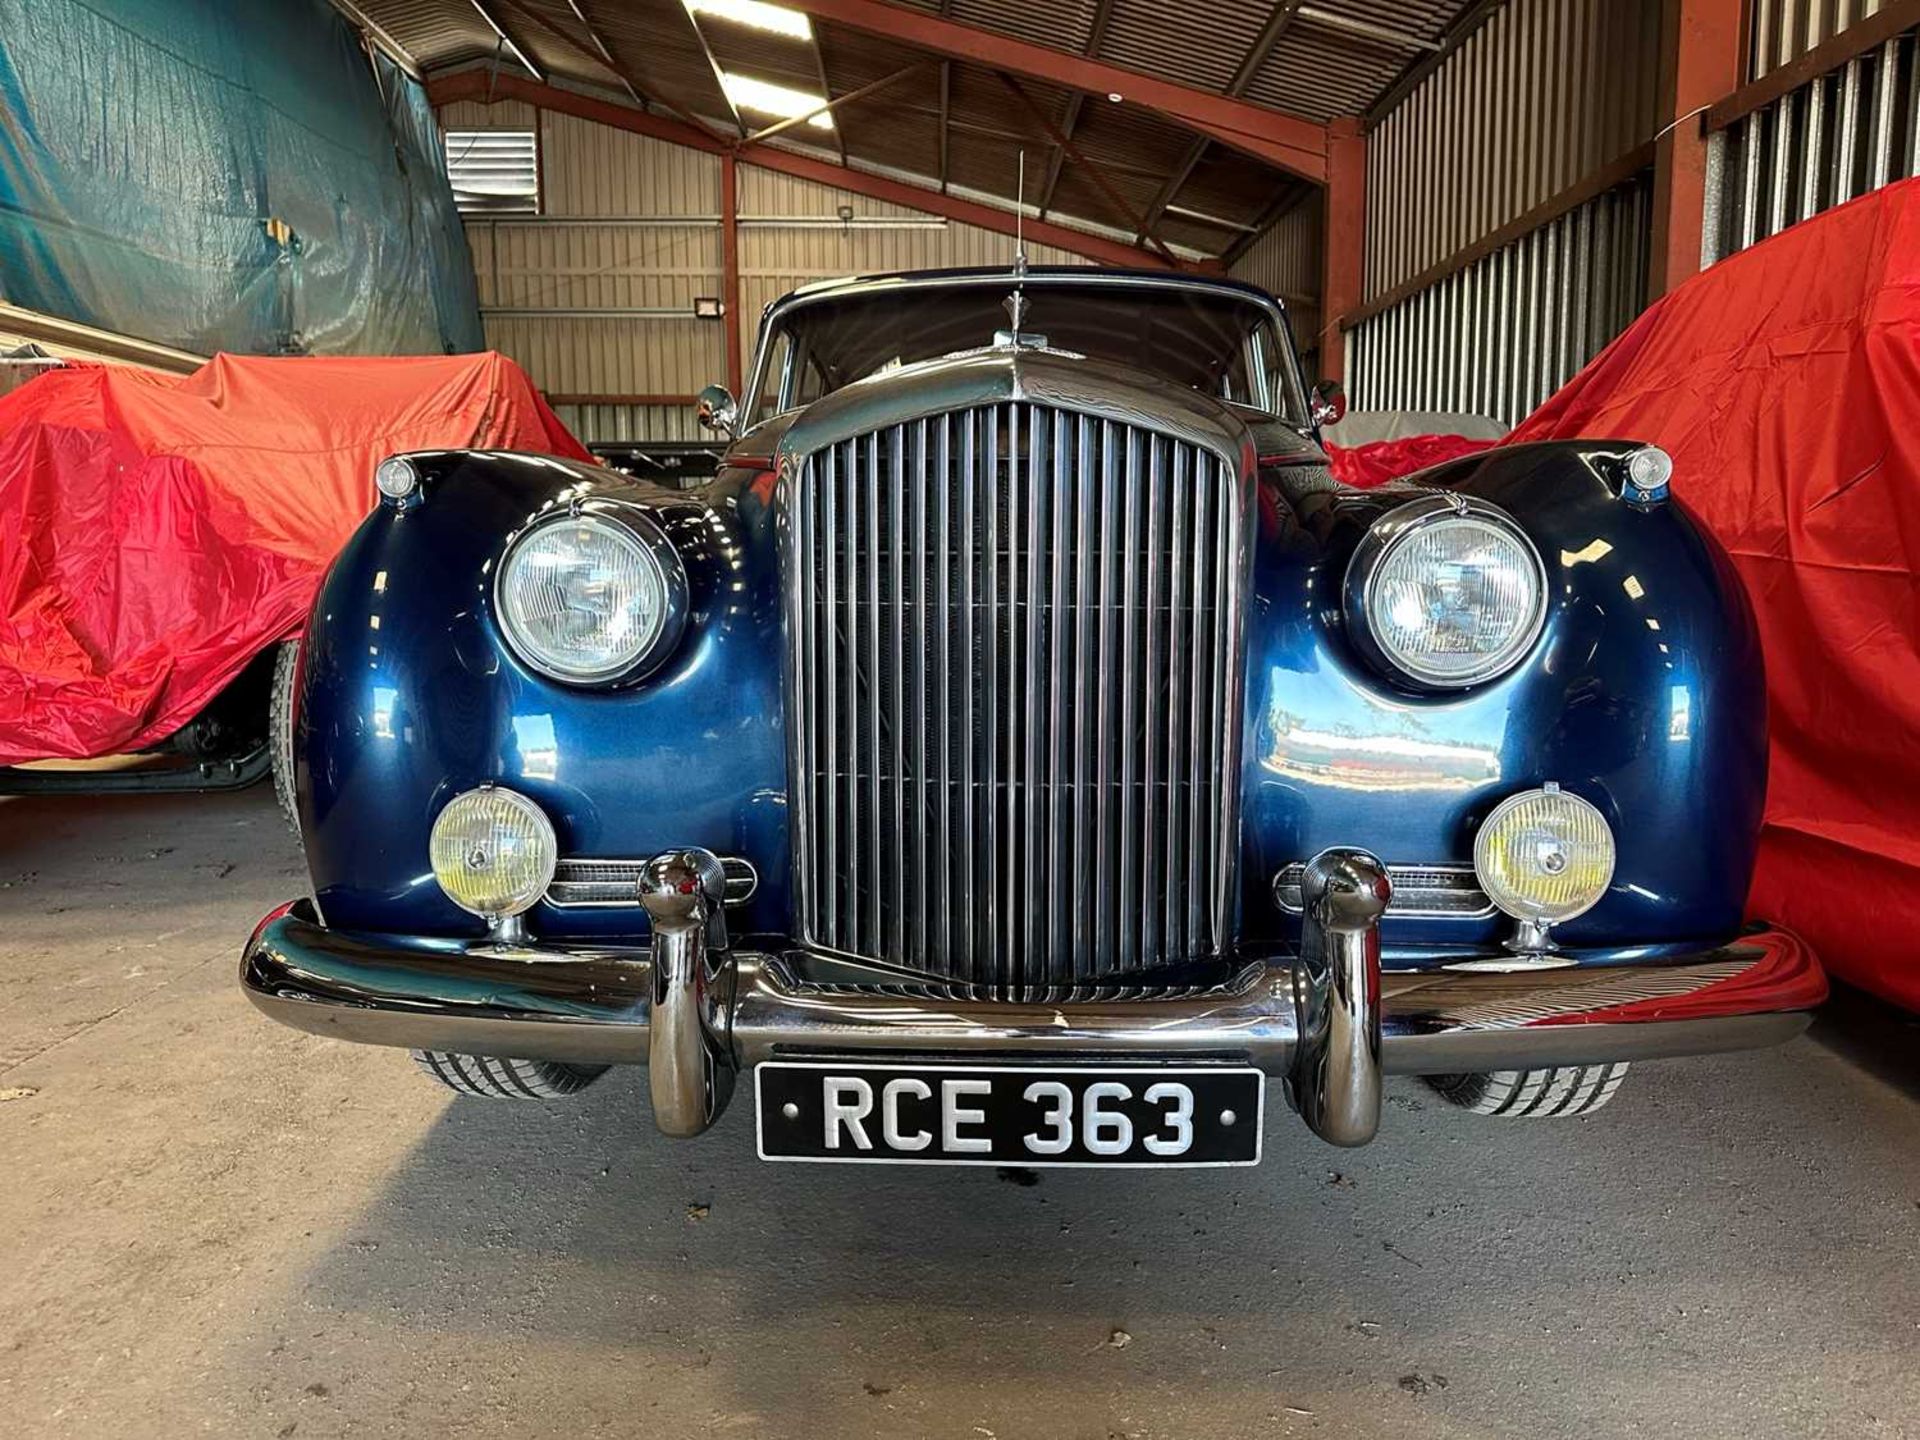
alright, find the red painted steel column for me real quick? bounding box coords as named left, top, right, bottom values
left=722, top=150, right=743, bottom=397
left=1320, top=116, right=1366, bottom=386
left=1650, top=0, right=1745, bottom=299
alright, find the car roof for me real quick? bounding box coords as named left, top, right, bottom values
left=782, top=266, right=1287, bottom=312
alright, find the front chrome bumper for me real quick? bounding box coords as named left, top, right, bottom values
left=242, top=853, right=1824, bottom=1149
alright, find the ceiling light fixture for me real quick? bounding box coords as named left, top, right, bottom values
left=720, top=72, right=834, bottom=128
left=684, top=0, right=812, bottom=41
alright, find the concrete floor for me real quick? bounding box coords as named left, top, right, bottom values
left=1, top=789, right=1916, bottom=1440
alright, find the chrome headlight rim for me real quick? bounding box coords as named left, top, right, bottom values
left=493, top=501, right=689, bottom=687
left=1342, top=492, right=1548, bottom=691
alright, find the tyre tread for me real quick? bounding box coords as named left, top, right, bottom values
left=410, top=1050, right=608, bottom=1100
left=1426, top=1063, right=1629, bottom=1118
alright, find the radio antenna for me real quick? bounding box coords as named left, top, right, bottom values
left=1014, top=150, right=1027, bottom=278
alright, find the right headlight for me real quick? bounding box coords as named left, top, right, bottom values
left=495, top=506, right=687, bottom=684
left=1344, top=493, right=1546, bottom=689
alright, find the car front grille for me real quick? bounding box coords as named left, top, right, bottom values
left=782, top=400, right=1248, bottom=990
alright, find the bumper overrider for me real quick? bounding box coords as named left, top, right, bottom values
left=241, top=849, right=1824, bottom=1148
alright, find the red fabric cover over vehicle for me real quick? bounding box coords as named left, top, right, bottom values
left=1324, top=433, right=1496, bottom=487
left=1329, top=182, right=1920, bottom=1009
left=0, top=352, right=590, bottom=765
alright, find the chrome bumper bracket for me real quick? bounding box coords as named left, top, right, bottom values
left=1292, top=848, right=1391, bottom=1148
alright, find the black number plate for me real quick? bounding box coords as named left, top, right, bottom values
left=755, top=1062, right=1263, bottom=1167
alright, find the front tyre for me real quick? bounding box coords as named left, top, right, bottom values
left=270, top=639, right=301, bottom=835
left=411, top=1050, right=609, bottom=1100
left=1424, top=1063, right=1628, bottom=1117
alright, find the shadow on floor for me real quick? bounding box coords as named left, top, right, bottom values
left=1805, top=980, right=1920, bottom=1100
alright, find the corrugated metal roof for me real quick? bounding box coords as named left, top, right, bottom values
left=350, top=0, right=1489, bottom=259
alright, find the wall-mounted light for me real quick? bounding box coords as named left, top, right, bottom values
left=693, top=297, right=724, bottom=319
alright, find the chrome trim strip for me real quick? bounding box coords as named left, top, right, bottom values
left=546, top=856, right=757, bottom=908
left=1272, top=861, right=1494, bottom=919
left=775, top=348, right=1259, bottom=479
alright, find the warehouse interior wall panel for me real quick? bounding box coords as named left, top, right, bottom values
left=1364, top=0, right=1662, bottom=303
left=1707, top=23, right=1920, bottom=262
left=1349, top=174, right=1653, bottom=424
left=552, top=402, right=705, bottom=445
left=540, top=112, right=722, bottom=218
left=1227, top=193, right=1323, bottom=378
left=440, top=104, right=1099, bottom=435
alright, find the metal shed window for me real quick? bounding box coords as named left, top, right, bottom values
left=444, top=130, right=539, bottom=214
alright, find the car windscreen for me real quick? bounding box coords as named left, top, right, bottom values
left=754, top=281, right=1303, bottom=424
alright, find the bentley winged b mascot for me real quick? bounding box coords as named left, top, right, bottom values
left=243, top=268, right=1823, bottom=1165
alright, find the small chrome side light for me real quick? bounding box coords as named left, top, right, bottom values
left=376, top=456, right=420, bottom=505
left=1623, top=446, right=1672, bottom=505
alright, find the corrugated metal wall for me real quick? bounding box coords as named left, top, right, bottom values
left=1749, top=0, right=1894, bottom=77
left=440, top=100, right=1088, bottom=443
left=1348, top=174, right=1651, bottom=422
left=1227, top=192, right=1322, bottom=377
left=1324, top=0, right=1663, bottom=422
left=1706, top=12, right=1920, bottom=263
left=1364, top=0, right=1662, bottom=301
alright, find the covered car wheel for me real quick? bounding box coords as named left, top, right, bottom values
left=411, top=1050, right=609, bottom=1100
left=1424, top=1063, right=1628, bottom=1117
left=270, top=639, right=301, bottom=834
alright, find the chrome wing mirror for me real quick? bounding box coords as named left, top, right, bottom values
left=1310, top=379, right=1347, bottom=430
left=696, top=383, right=738, bottom=440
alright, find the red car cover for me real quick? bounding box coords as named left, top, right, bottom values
left=1356, top=179, right=1920, bottom=1010
left=0, top=352, right=590, bottom=765
left=1325, top=432, right=1495, bottom=487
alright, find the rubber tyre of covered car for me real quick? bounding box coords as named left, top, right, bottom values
left=411, top=1050, right=610, bottom=1100
left=271, top=638, right=301, bottom=835
left=1424, top=1064, right=1629, bottom=1117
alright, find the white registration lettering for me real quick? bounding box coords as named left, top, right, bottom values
left=1022, top=1080, right=1073, bottom=1155
left=882, top=1077, right=932, bottom=1151
left=822, top=1076, right=874, bottom=1150
left=1083, top=1082, right=1135, bottom=1155
left=941, top=1078, right=992, bottom=1152
left=1142, top=1082, right=1195, bottom=1156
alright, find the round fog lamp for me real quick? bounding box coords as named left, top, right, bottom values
left=429, top=786, right=557, bottom=919
left=1473, top=786, right=1615, bottom=925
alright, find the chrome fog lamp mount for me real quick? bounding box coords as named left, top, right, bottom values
left=429, top=785, right=559, bottom=941
left=495, top=504, right=688, bottom=686
left=1343, top=492, right=1547, bottom=691
left=1472, top=782, right=1617, bottom=952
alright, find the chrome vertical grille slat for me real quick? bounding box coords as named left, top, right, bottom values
left=786, top=400, right=1245, bottom=989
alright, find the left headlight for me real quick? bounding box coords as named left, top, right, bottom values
left=496, top=507, right=687, bottom=684
left=1344, top=493, right=1546, bottom=689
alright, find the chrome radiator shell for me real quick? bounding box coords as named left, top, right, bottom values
left=776, top=351, right=1256, bottom=991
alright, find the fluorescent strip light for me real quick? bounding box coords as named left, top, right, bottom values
left=685, top=0, right=812, bottom=41
left=721, top=72, right=834, bottom=129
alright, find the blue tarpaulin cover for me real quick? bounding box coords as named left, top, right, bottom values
left=0, top=0, right=483, bottom=356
